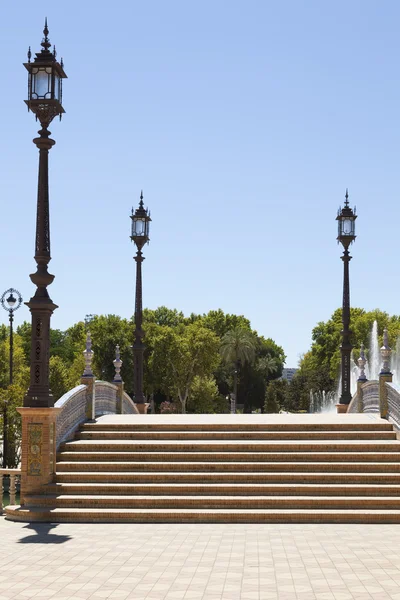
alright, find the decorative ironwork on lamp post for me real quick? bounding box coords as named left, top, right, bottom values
left=1, top=289, right=23, bottom=467
left=336, top=190, right=357, bottom=405
left=23, top=20, right=67, bottom=408
left=130, top=192, right=151, bottom=407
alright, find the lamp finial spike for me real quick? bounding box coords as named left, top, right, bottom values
left=41, top=17, right=51, bottom=52
left=345, top=188, right=349, bottom=206
left=139, top=190, right=144, bottom=208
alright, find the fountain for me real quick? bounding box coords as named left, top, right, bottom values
left=309, top=389, right=337, bottom=413
left=309, top=321, right=379, bottom=413
left=368, top=320, right=380, bottom=380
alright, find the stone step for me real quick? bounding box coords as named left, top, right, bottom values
left=80, top=422, right=394, bottom=432
left=48, top=483, right=400, bottom=496
left=23, top=494, right=400, bottom=509
left=56, top=451, right=400, bottom=463
left=55, top=460, right=400, bottom=473
left=59, top=440, right=400, bottom=453
left=75, top=430, right=397, bottom=441
left=7, top=505, right=400, bottom=523
left=54, top=471, right=400, bottom=484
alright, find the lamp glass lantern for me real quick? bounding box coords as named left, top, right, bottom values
left=6, top=294, right=16, bottom=309
left=130, top=195, right=151, bottom=249
left=23, top=22, right=67, bottom=122
left=336, top=196, right=357, bottom=248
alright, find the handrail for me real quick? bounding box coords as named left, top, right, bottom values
left=0, top=468, right=21, bottom=512
left=94, top=380, right=119, bottom=416
left=55, top=381, right=139, bottom=448
left=347, top=381, right=379, bottom=414
left=386, top=383, right=400, bottom=430
left=55, top=384, right=87, bottom=449
left=122, top=390, right=138, bottom=414
left=346, top=390, right=360, bottom=413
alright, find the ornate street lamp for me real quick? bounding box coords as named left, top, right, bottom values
left=23, top=20, right=67, bottom=408
left=130, top=191, right=151, bottom=411
left=336, top=189, right=357, bottom=407
left=1, top=289, right=22, bottom=467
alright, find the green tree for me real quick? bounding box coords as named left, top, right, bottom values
left=143, top=306, right=185, bottom=328
left=187, top=376, right=220, bottom=413
left=200, top=309, right=252, bottom=339
left=150, top=323, right=220, bottom=413
left=49, top=355, right=70, bottom=401
left=298, top=307, right=400, bottom=404
left=0, top=384, right=24, bottom=467
left=0, top=334, right=30, bottom=390
left=88, top=315, right=134, bottom=392
left=220, top=327, right=257, bottom=411
left=285, top=373, right=310, bottom=412
left=264, top=379, right=288, bottom=414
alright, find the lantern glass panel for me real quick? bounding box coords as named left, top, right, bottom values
left=32, top=67, right=52, bottom=99
left=54, top=73, right=60, bottom=100
left=134, top=218, right=146, bottom=236
left=342, top=218, right=354, bottom=236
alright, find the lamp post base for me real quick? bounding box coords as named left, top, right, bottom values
left=17, top=407, right=61, bottom=504
left=336, top=404, right=348, bottom=414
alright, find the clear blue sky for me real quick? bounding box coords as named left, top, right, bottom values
left=1, top=1, right=399, bottom=366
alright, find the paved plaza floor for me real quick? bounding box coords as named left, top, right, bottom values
left=1, top=518, right=400, bottom=600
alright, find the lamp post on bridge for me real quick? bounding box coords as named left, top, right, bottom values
left=23, top=20, right=67, bottom=409
left=1, top=289, right=23, bottom=467
left=130, top=192, right=151, bottom=413
left=336, top=190, right=357, bottom=411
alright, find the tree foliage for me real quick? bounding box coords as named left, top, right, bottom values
left=149, top=323, right=221, bottom=413
left=264, top=379, right=288, bottom=413
left=291, top=307, right=400, bottom=413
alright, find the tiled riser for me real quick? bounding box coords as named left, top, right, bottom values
left=57, top=452, right=400, bottom=462
left=77, top=431, right=396, bottom=440
left=80, top=424, right=394, bottom=432
left=23, top=495, right=400, bottom=509
left=56, top=461, right=400, bottom=472
left=49, top=484, right=400, bottom=496
left=55, top=472, right=400, bottom=483
left=8, top=508, right=400, bottom=524
left=60, top=442, right=400, bottom=452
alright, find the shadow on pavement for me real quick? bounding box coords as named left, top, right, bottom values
left=17, top=522, right=72, bottom=544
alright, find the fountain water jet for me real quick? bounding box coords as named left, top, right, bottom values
left=368, top=320, right=380, bottom=380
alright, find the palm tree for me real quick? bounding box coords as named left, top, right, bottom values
left=256, top=354, right=278, bottom=379
left=220, top=328, right=257, bottom=413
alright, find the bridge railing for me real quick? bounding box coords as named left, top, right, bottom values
left=55, top=380, right=138, bottom=448
left=347, top=381, right=379, bottom=414
left=122, top=391, right=139, bottom=414
left=55, top=384, right=87, bottom=449
left=347, top=379, right=400, bottom=430
left=94, top=381, right=119, bottom=416
left=386, top=383, right=400, bottom=430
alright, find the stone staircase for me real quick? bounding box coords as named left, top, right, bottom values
left=6, top=414, right=400, bottom=523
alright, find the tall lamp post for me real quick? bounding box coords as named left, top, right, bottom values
left=1, top=289, right=23, bottom=467
left=130, top=191, right=151, bottom=412
left=23, top=20, right=67, bottom=408
left=336, top=190, right=357, bottom=409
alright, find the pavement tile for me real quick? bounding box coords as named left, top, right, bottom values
left=4, top=520, right=400, bottom=600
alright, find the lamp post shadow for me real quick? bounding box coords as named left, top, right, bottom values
left=17, top=522, right=72, bottom=544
